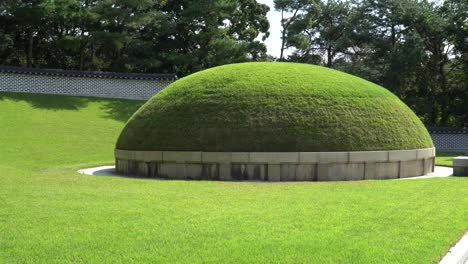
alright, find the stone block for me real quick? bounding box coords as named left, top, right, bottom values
left=267, top=164, right=281, bottom=181
left=318, top=152, right=349, bottom=163
left=231, top=164, right=248, bottom=180
left=136, top=161, right=149, bottom=177
left=249, top=152, right=299, bottom=164
left=454, top=167, right=468, bottom=176
left=299, top=152, right=348, bottom=163
left=349, top=151, right=388, bottom=163
left=219, top=164, right=232, bottom=180
left=453, top=156, right=468, bottom=166
left=115, top=149, right=135, bottom=160
left=159, top=163, right=177, bottom=179
left=230, top=153, right=250, bottom=163
left=400, top=160, right=424, bottom=178
left=317, top=164, right=342, bottom=181
left=317, top=163, right=364, bottom=181
left=299, top=152, right=318, bottom=163
left=148, top=162, right=158, bottom=178
left=280, top=164, right=297, bottom=181
left=423, top=158, right=434, bottom=175
left=134, top=151, right=163, bottom=162
left=184, top=163, right=203, bottom=180
left=416, top=148, right=435, bottom=160
left=163, top=151, right=202, bottom=163
left=388, top=149, right=417, bottom=162
left=127, top=160, right=138, bottom=176
left=368, top=162, right=400, bottom=179
left=202, top=152, right=231, bottom=163
left=116, top=159, right=128, bottom=175
left=453, top=157, right=468, bottom=176
left=296, top=164, right=316, bottom=181
left=246, top=164, right=267, bottom=180
left=202, top=164, right=219, bottom=180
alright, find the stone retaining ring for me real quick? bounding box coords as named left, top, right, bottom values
left=114, top=148, right=435, bottom=181
left=453, top=156, right=468, bottom=176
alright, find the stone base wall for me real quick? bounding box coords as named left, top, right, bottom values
left=115, top=148, right=435, bottom=181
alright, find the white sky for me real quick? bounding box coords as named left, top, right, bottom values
left=257, top=0, right=284, bottom=58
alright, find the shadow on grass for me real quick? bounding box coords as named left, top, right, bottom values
left=0, top=91, right=145, bottom=122
left=100, top=99, right=145, bottom=122
left=0, top=91, right=89, bottom=110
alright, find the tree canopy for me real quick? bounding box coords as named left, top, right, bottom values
left=0, top=0, right=466, bottom=126
left=275, top=0, right=467, bottom=127
left=0, top=0, right=270, bottom=75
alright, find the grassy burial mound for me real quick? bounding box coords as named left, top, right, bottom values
left=117, top=62, right=433, bottom=152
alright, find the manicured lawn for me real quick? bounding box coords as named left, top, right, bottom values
left=436, top=151, right=465, bottom=167
left=1, top=92, right=467, bottom=263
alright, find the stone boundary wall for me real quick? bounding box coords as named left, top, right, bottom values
left=0, top=66, right=176, bottom=100
left=115, top=148, right=435, bottom=181
left=429, top=127, right=468, bottom=154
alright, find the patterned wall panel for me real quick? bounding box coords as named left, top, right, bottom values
left=429, top=128, right=468, bottom=153
left=0, top=71, right=174, bottom=100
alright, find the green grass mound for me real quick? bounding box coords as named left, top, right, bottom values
left=117, top=62, right=433, bottom=152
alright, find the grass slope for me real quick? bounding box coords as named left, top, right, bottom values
left=1, top=92, right=467, bottom=263
left=117, top=62, right=433, bottom=152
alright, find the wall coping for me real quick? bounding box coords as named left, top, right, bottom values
left=429, top=127, right=468, bottom=134
left=115, top=147, right=436, bottom=164
left=0, top=65, right=177, bottom=81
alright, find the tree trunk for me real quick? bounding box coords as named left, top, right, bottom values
left=438, top=54, right=449, bottom=126
left=280, top=30, right=286, bottom=61
left=79, top=28, right=86, bottom=70
left=427, top=86, right=437, bottom=126
left=27, top=29, right=33, bottom=67
left=327, top=45, right=332, bottom=67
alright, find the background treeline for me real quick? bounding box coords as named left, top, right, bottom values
left=0, top=0, right=466, bottom=127
left=275, top=0, right=467, bottom=127
left=0, top=0, right=270, bottom=74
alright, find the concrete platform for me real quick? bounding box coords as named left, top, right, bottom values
left=453, top=157, right=468, bottom=176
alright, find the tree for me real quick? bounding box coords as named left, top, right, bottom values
left=273, top=0, right=317, bottom=60
left=285, top=0, right=353, bottom=67
left=2, top=0, right=53, bottom=67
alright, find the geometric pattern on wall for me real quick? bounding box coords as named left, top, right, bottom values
left=429, top=128, right=468, bottom=153
left=0, top=66, right=176, bottom=100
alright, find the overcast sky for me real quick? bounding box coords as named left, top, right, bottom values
left=256, top=0, right=284, bottom=58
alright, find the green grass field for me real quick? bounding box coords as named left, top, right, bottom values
left=1, top=92, right=467, bottom=263
left=436, top=151, right=464, bottom=167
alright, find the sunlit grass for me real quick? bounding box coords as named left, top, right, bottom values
left=0, top=92, right=467, bottom=263
left=436, top=151, right=465, bottom=167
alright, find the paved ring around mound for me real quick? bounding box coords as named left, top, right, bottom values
left=78, top=165, right=452, bottom=179
left=439, top=231, right=468, bottom=264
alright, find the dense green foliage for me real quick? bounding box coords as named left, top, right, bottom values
left=117, top=62, right=433, bottom=151
left=0, top=0, right=466, bottom=126
left=0, top=92, right=467, bottom=263
left=275, top=0, right=468, bottom=127
left=0, top=0, right=269, bottom=75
